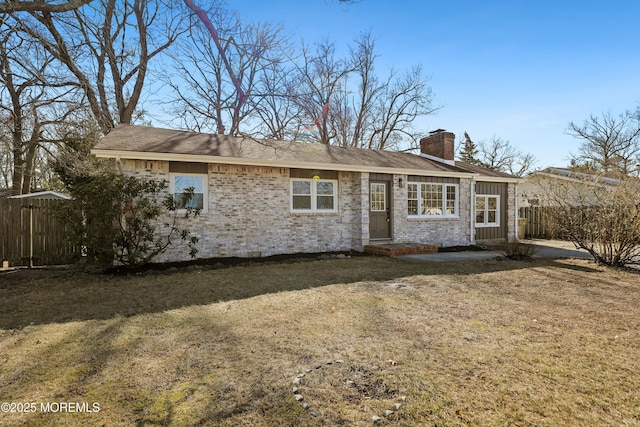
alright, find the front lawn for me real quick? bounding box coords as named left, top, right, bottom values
left=1, top=257, right=639, bottom=426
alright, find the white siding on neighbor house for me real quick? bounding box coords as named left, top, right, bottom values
left=518, top=179, right=547, bottom=208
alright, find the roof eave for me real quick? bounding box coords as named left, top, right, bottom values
left=531, top=171, right=616, bottom=186
left=7, top=191, right=72, bottom=200
left=92, top=149, right=523, bottom=181
left=475, top=175, right=524, bottom=183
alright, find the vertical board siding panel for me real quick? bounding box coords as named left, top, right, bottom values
left=475, top=182, right=508, bottom=240
left=407, top=175, right=459, bottom=184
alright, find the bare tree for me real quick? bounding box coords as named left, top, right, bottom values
left=0, top=126, right=10, bottom=188
left=252, top=61, right=305, bottom=140
left=332, top=33, right=437, bottom=150
left=540, top=173, right=640, bottom=267
left=567, top=110, right=640, bottom=175
left=0, top=22, right=80, bottom=194
left=1, top=0, right=186, bottom=191
left=368, top=64, right=436, bottom=150
left=293, top=38, right=353, bottom=144
left=474, top=135, right=536, bottom=177
left=183, top=0, right=246, bottom=120
left=11, top=0, right=188, bottom=134
left=293, top=32, right=436, bottom=149
left=341, top=31, right=381, bottom=148
left=164, top=5, right=289, bottom=136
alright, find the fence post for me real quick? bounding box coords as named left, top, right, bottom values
left=29, top=204, right=34, bottom=268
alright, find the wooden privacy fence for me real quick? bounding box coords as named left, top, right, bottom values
left=519, top=206, right=561, bottom=239
left=0, top=198, right=78, bottom=267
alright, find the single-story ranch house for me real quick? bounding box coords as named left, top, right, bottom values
left=518, top=167, right=620, bottom=208
left=92, top=125, right=521, bottom=262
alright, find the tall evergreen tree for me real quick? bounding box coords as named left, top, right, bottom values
left=458, top=131, right=479, bottom=164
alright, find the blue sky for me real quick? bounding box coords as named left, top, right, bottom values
left=230, top=0, right=640, bottom=168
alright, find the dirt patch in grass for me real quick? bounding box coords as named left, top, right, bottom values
left=1, top=256, right=640, bottom=426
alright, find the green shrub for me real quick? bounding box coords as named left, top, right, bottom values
left=57, top=172, right=200, bottom=268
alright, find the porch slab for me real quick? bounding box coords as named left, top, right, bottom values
left=364, top=242, right=440, bottom=256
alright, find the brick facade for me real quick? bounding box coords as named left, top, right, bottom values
left=119, top=160, right=509, bottom=262
left=119, top=160, right=365, bottom=262
left=391, top=175, right=473, bottom=247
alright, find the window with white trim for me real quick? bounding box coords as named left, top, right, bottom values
left=170, top=173, right=207, bottom=212
left=291, top=179, right=337, bottom=212
left=407, top=182, right=458, bottom=217
left=476, top=195, right=500, bottom=227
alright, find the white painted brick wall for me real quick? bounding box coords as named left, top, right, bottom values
left=118, top=160, right=488, bottom=262
left=152, top=164, right=364, bottom=262
left=391, top=176, right=473, bottom=247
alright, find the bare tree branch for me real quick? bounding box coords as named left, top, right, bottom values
left=183, top=0, right=246, bottom=109
left=473, top=135, right=536, bottom=177
left=567, top=110, right=640, bottom=175
left=0, top=0, right=93, bottom=13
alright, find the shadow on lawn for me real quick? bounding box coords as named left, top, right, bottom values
left=0, top=255, right=602, bottom=329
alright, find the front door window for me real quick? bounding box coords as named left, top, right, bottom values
left=370, top=183, right=386, bottom=211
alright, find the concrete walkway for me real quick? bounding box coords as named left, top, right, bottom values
left=396, top=239, right=591, bottom=262
left=528, top=239, right=591, bottom=260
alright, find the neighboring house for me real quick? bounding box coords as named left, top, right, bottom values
left=519, top=167, right=619, bottom=207
left=92, top=125, right=521, bottom=262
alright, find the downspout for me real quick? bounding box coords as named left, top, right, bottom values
left=470, top=174, right=478, bottom=244
left=514, top=182, right=519, bottom=242
left=115, top=155, right=123, bottom=174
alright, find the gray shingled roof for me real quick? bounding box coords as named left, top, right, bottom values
left=533, top=167, right=620, bottom=185
left=454, top=160, right=521, bottom=179
left=93, top=124, right=517, bottom=179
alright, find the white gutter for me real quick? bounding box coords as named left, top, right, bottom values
left=474, top=176, right=524, bottom=184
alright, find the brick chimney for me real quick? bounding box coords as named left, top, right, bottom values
left=420, top=129, right=455, bottom=163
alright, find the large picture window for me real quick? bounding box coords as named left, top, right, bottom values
left=170, top=173, right=207, bottom=212
left=476, top=195, right=500, bottom=227
left=407, top=182, right=458, bottom=217
left=291, top=179, right=337, bottom=212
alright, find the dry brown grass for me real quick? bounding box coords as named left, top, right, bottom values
left=1, top=256, right=639, bottom=426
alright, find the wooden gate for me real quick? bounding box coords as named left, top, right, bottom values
left=0, top=198, right=78, bottom=266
